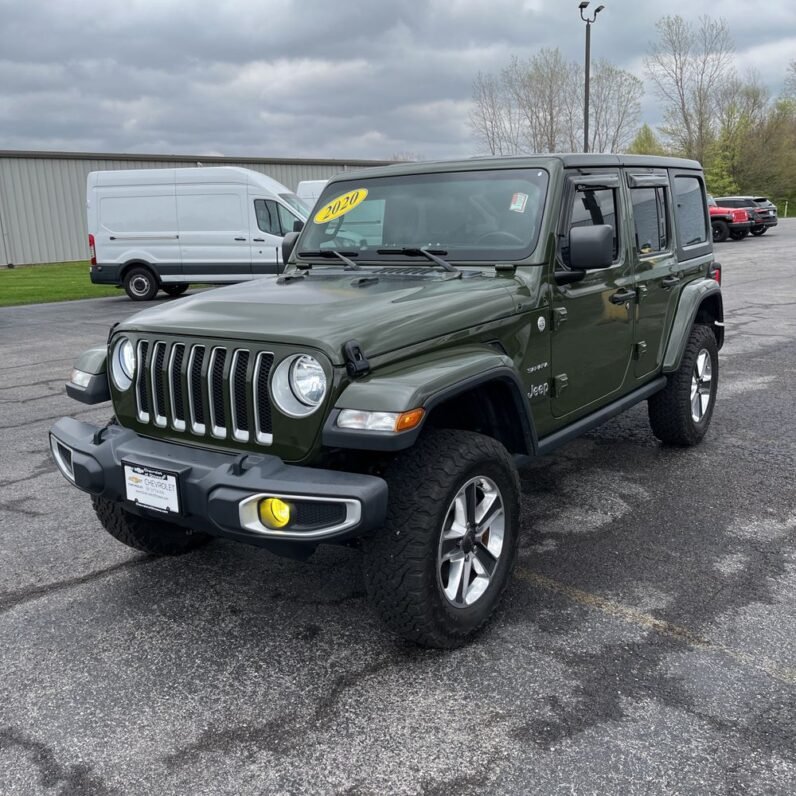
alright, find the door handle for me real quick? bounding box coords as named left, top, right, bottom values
left=610, top=288, right=636, bottom=305
left=662, top=275, right=681, bottom=288
left=234, top=237, right=246, bottom=241
left=252, top=238, right=265, bottom=242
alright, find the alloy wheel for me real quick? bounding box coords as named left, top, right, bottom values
left=690, top=348, right=713, bottom=422
left=437, top=476, right=505, bottom=607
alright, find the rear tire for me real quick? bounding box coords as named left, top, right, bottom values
left=92, top=495, right=210, bottom=555
left=123, top=266, right=159, bottom=301
left=711, top=220, right=729, bottom=243
left=162, top=284, right=189, bottom=297
left=648, top=324, right=718, bottom=447
left=751, top=226, right=767, bottom=236
left=363, top=430, right=520, bottom=648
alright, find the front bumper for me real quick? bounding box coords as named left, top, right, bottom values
left=728, top=220, right=752, bottom=231
left=49, top=417, right=388, bottom=552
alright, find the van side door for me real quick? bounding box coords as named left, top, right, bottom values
left=177, top=184, right=252, bottom=282
left=625, top=171, right=679, bottom=379
left=251, top=199, right=302, bottom=275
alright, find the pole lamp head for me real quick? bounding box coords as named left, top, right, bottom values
left=579, top=1, right=590, bottom=9
left=595, top=5, right=605, bottom=13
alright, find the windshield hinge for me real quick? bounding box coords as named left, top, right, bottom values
left=552, top=307, right=568, bottom=330
left=343, top=340, right=370, bottom=378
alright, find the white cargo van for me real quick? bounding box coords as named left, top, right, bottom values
left=296, top=179, right=328, bottom=210
left=87, top=167, right=310, bottom=300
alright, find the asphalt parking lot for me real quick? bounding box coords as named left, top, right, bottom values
left=1, top=223, right=795, bottom=795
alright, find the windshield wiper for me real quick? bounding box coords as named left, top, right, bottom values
left=376, top=247, right=459, bottom=273
left=297, top=250, right=360, bottom=270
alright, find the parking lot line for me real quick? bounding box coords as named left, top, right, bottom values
left=516, top=568, right=796, bottom=686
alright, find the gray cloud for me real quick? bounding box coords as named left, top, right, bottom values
left=0, top=0, right=793, bottom=159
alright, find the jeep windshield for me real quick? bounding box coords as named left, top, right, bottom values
left=297, top=168, right=549, bottom=263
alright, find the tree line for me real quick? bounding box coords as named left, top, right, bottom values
left=470, top=15, right=796, bottom=213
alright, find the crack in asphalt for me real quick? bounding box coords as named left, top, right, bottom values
left=0, top=406, right=98, bottom=429
left=162, top=655, right=398, bottom=768
left=0, top=454, right=58, bottom=489
left=0, top=726, right=119, bottom=796
left=0, top=556, right=151, bottom=616
left=0, top=497, right=45, bottom=517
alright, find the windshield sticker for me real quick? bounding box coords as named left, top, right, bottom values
left=509, top=192, right=528, bottom=213
left=313, top=188, right=368, bottom=224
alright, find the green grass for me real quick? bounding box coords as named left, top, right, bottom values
left=0, top=261, right=120, bottom=307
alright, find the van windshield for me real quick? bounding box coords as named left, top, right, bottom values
left=297, top=168, right=549, bottom=262
left=279, top=192, right=311, bottom=218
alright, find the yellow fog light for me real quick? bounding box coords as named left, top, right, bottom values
left=258, top=497, right=292, bottom=529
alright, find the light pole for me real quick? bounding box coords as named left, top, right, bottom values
left=579, top=1, right=605, bottom=153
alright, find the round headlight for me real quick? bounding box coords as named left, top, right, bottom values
left=111, top=337, right=136, bottom=390
left=271, top=354, right=327, bottom=417
left=290, top=355, right=326, bottom=406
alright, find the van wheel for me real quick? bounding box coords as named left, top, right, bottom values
left=751, top=227, right=767, bottom=236
left=711, top=220, right=729, bottom=243
left=162, top=284, right=189, bottom=297
left=124, top=266, right=158, bottom=301
left=363, top=430, right=520, bottom=648
left=648, top=324, right=718, bottom=446
left=729, top=229, right=748, bottom=241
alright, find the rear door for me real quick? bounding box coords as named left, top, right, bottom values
left=625, top=171, right=679, bottom=379
left=177, top=185, right=252, bottom=282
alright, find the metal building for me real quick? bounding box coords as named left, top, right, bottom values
left=0, top=150, right=390, bottom=266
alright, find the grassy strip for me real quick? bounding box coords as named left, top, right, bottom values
left=0, top=261, right=120, bottom=307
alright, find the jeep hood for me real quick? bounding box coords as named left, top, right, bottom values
left=117, top=272, right=519, bottom=365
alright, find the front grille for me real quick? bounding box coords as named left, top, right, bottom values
left=133, top=339, right=274, bottom=446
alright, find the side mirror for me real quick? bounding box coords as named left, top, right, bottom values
left=281, top=231, right=300, bottom=265
left=569, top=224, right=613, bottom=270
left=293, top=219, right=305, bottom=232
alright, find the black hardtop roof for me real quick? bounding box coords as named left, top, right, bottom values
left=335, top=153, right=703, bottom=183
left=714, top=195, right=769, bottom=201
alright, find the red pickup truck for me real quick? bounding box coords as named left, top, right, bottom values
left=707, top=195, right=752, bottom=242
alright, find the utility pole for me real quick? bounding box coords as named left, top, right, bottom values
left=579, top=2, right=605, bottom=153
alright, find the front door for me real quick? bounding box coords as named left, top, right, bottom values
left=551, top=171, right=635, bottom=418
left=251, top=198, right=302, bottom=276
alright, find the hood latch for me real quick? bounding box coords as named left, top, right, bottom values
left=343, top=340, right=370, bottom=378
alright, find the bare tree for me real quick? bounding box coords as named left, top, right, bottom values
left=784, top=60, right=796, bottom=99
left=469, top=50, right=640, bottom=155
left=470, top=68, right=523, bottom=155
left=589, top=61, right=644, bottom=152
left=644, top=15, right=735, bottom=163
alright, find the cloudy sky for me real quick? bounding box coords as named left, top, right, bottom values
left=1, top=0, right=794, bottom=160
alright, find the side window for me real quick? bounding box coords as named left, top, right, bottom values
left=674, top=176, right=707, bottom=246
left=631, top=187, right=668, bottom=254
left=568, top=187, right=619, bottom=261
left=276, top=203, right=299, bottom=235
left=254, top=199, right=279, bottom=235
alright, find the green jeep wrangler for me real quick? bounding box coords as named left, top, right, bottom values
left=50, top=154, right=723, bottom=648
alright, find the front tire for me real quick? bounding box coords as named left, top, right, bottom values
left=711, top=220, right=729, bottom=243
left=648, top=324, right=718, bottom=446
left=92, top=495, right=210, bottom=555
left=363, top=430, right=520, bottom=648
left=123, top=266, right=159, bottom=301
left=729, top=229, right=748, bottom=240
left=162, top=284, right=189, bottom=297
